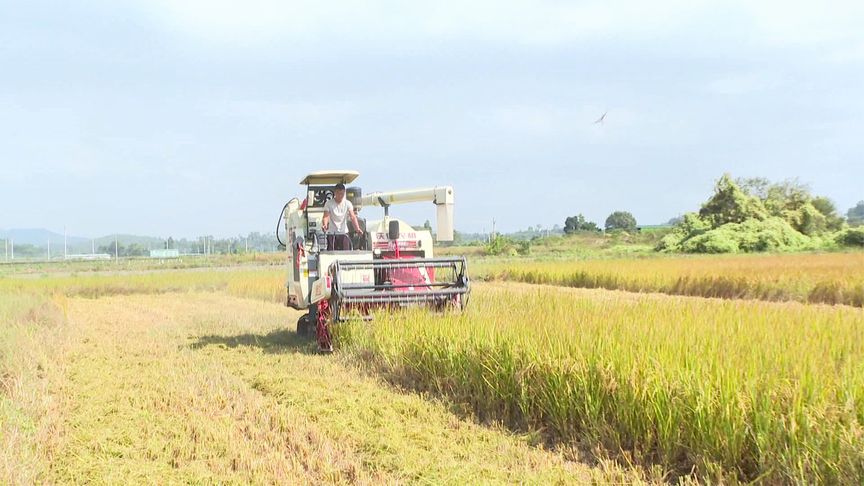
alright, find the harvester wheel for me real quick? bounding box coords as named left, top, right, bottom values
left=296, top=314, right=313, bottom=337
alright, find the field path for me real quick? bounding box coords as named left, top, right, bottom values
left=51, top=292, right=631, bottom=484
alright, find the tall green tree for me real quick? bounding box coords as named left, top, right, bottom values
left=763, top=179, right=811, bottom=216
left=564, top=214, right=600, bottom=234
left=604, top=211, right=637, bottom=232
left=810, top=197, right=845, bottom=232
left=699, top=174, right=767, bottom=228
left=848, top=201, right=864, bottom=227
left=737, top=176, right=845, bottom=234
left=846, top=201, right=864, bottom=226
left=735, top=177, right=772, bottom=200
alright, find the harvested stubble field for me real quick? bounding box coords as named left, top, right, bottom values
left=0, top=252, right=285, bottom=277
left=478, top=252, right=864, bottom=307
left=2, top=254, right=864, bottom=484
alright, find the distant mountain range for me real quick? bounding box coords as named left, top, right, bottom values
left=0, top=228, right=164, bottom=251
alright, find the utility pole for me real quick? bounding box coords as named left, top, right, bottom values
left=115, top=235, right=118, bottom=261
left=245, top=236, right=249, bottom=253
left=491, top=218, right=497, bottom=241
left=9, top=239, right=12, bottom=260
left=91, top=239, right=95, bottom=255
left=47, top=237, right=51, bottom=260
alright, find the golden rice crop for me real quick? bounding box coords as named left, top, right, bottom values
left=6, top=260, right=864, bottom=482
left=478, top=252, right=864, bottom=306
left=337, top=283, right=864, bottom=483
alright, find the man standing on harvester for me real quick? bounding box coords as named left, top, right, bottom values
left=322, top=183, right=363, bottom=251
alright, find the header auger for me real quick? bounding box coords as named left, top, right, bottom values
left=278, top=170, right=470, bottom=352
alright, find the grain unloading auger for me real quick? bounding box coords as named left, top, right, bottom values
left=278, top=171, right=470, bottom=351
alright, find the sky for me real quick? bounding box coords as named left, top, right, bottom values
left=1, top=0, right=863, bottom=237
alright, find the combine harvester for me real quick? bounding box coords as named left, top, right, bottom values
left=278, top=170, right=470, bottom=351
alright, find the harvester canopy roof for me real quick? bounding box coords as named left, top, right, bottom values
left=300, top=170, right=359, bottom=185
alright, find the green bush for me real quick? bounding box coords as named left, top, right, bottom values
left=748, top=218, right=813, bottom=251
left=484, top=236, right=530, bottom=256
left=658, top=174, right=847, bottom=254
left=836, top=227, right=864, bottom=247
left=666, top=218, right=815, bottom=254
left=680, top=230, right=740, bottom=253
left=699, top=174, right=768, bottom=227
left=655, top=232, right=683, bottom=252
left=655, top=213, right=708, bottom=251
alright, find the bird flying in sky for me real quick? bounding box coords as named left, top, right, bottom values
left=594, top=111, right=607, bottom=124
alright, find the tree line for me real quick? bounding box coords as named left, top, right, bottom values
left=95, top=232, right=281, bottom=257
left=562, top=179, right=863, bottom=244
left=564, top=211, right=637, bottom=234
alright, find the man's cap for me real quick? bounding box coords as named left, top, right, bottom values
left=335, top=183, right=346, bottom=190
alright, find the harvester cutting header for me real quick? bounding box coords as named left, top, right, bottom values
left=278, top=170, right=470, bottom=351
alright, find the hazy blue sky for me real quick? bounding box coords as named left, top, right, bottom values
left=2, top=1, right=863, bottom=236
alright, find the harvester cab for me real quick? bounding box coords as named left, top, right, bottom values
left=278, top=170, right=470, bottom=351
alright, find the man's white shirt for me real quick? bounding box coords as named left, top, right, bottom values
left=324, top=198, right=354, bottom=234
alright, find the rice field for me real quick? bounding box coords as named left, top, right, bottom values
left=0, top=252, right=285, bottom=277
left=3, top=252, right=864, bottom=483
left=338, top=283, right=864, bottom=483
left=478, top=252, right=864, bottom=307
left=0, top=271, right=641, bottom=484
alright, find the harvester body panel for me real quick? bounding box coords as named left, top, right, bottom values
left=311, top=251, right=375, bottom=304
